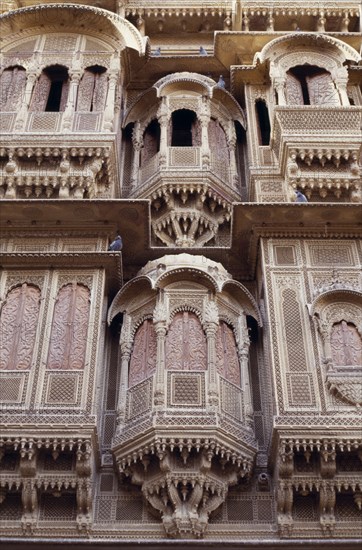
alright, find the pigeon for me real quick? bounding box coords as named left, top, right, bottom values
left=217, top=75, right=225, bottom=88
left=199, top=46, right=208, bottom=56
left=108, top=235, right=123, bottom=251
left=295, top=190, right=308, bottom=203
left=153, top=47, right=161, bottom=56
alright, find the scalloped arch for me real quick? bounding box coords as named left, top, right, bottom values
left=107, top=276, right=154, bottom=325
left=0, top=4, right=146, bottom=54
left=153, top=72, right=217, bottom=97
left=256, top=33, right=360, bottom=65
left=221, top=280, right=262, bottom=327
left=310, top=288, right=362, bottom=317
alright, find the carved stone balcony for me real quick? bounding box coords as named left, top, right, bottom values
left=135, top=147, right=238, bottom=247
left=271, top=106, right=362, bottom=201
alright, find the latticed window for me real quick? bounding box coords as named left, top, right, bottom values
left=47, top=283, right=90, bottom=370
left=330, top=320, right=362, bottom=367
left=0, top=66, right=26, bottom=111
left=76, top=66, right=108, bottom=112
left=129, top=319, right=157, bottom=386
left=0, top=283, right=40, bottom=370
left=216, top=321, right=241, bottom=386
left=30, top=65, right=69, bottom=112
left=165, top=311, right=207, bottom=371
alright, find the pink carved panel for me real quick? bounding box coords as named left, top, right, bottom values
left=129, top=319, right=157, bottom=387
left=330, top=321, right=362, bottom=367
left=191, top=119, right=201, bottom=146
left=30, top=72, right=51, bottom=112
left=0, top=284, right=40, bottom=370
left=306, top=73, right=340, bottom=106
left=0, top=69, right=13, bottom=110
left=77, top=70, right=95, bottom=112
left=285, top=72, right=304, bottom=105
left=216, top=322, right=240, bottom=386
left=208, top=119, right=228, bottom=161
left=47, top=283, right=90, bottom=370
left=141, top=125, right=159, bottom=165
left=92, top=73, right=108, bottom=111
left=166, top=311, right=207, bottom=371
left=0, top=68, right=27, bottom=111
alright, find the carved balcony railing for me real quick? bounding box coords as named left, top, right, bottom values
left=271, top=106, right=362, bottom=200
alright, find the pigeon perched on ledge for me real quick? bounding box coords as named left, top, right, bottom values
left=108, top=235, right=123, bottom=251
left=217, top=75, right=225, bottom=88
left=199, top=46, right=208, bottom=56
left=153, top=47, right=161, bottom=56
left=295, top=190, right=308, bottom=203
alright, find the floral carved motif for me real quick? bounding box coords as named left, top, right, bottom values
left=47, top=283, right=90, bottom=370
left=129, top=319, right=156, bottom=387
left=330, top=321, right=362, bottom=367
left=0, top=284, right=40, bottom=370
left=0, top=67, right=26, bottom=111
left=216, top=322, right=240, bottom=386
left=165, top=312, right=207, bottom=371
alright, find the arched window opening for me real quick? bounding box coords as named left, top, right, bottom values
left=171, top=109, right=198, bottom=147
left=0, top=284, right=40, bottom=370
left=129, top=319, right=157, bottom=387
left=235, top=121, right=248, bottom=195
left=285, top=65, right=340, bottom=106
left=330, top=320, right=362, bottom=367
left=76, top=65, right=108, bottom=112
left=47, top=283, right=90, bottom=370
left=30, top=65, right=69, bottom=112
left=0, top=66, right=26, bottom=111
left=216, top=322, right=240, bottom=386
left=165, top=311, right=207, bottom=370
left=255, top=99, right=271, bottom=145
left=141, top=119, right=161, bottom=165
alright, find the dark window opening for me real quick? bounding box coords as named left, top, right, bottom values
left=144, top=119, right=161, bottom=152
left=255, top=100, right=270, bottom=145
left=171, top=109, right=196, bottom=146
left=45, top=80, right=63, bottom=112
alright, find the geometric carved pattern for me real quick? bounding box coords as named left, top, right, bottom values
left=165, top=312, right=207, bottom=371
left=216, top=322, right=240, bottom=386
left=129, top=320, right=156, bottom=387
left=47, top=283, right=90, bottom=370
left=282, top=289, right=307, bottom=372
left=308, top=244, right=353, bottom=266
left=0, top=283, right=40, bottom=370
left=287, top=373, right=313, bottom=406
left=169, top=372, right=204, bottom=406
left=220, top=377, right=243, bottom=420
left=0, top=374, right=25, bottom=402
left=46, top=374, right=79, bottom=404
left=39, top=493, right=77, bottom=521
left=127, top=377, right=153, bottom=419
left=274, top=245, right=296, bottom=266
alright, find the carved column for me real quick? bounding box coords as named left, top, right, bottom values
left=157, top=97, right=169, bottom=169
left=237, top=321, right=253, bottom=424
left=130, top=122, right=143, bottom=190
left=116, top=314, right=132, bottom=430
left=103, top=71, right=118, bottom=131
left=317, top=10, right=326, bottom=32
left=267, top=10, right=274, bottom=31
left=228, top=121, right=239, bottom=186
left=335, top=80, right=350, bottom=106
left=62, top=71, right=81, bottom=132
left=153, top=295, right=167, bottom=407
left=14, top=71, right=38, bottom=131
left=275, top=80, right=287, bottom=106
left=203, top=299, right=219, bottom=407
left=199, top=97, right=211, bottom=170
left=242, top=10, right=250, bottom=31
left=341, top=11, right=350, bottom=32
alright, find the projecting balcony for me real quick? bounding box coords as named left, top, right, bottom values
left=271, top=106, right=362, bottom=200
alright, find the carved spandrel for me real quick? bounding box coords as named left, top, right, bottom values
left=47, top=283, right=90, bottom=370
left=165, top=312, right=207, bottom=371
left=330, top=321, right=362, bottom=367
left=129, top=320, right=157, bottom=387
left=0, top=284, right=40, bottom=370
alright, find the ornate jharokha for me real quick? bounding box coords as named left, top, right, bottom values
left=108, top=254, right=261, bottom=537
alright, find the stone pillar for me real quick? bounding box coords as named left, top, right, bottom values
left=153, top=293, right=167, bottom=406
left=130, top=121, right=143, bottom=190
left=14, top=71, right=38, bottom=131
left=62, top=71, right=81, bottom=132
left=157, top=97, right=169, bottom=169
left=199, top=96, right=210, bottom=170
left=228, top=121, right=239, bottom=186
left=203, top=299, right=219, bottom=407
left=116, top=315, right=133, bottom=431
left=267, top=10, right=274, bottom=31
left=335, top=81, right=350, bottom=106
left=103, top=71, right=118, bottom=131
left=236, top=321, right=253, bottom=424
left=275, top=80, right=287, bottom=106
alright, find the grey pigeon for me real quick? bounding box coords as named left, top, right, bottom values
left=153, top=47, right=161, bottom=56
left=217, top=75, right=225, bottom=88
left=199, top=46, right=208, bottom=56
left=108, top=235, right=123, bottom=251
left=295, top=190, right=308, bottom=203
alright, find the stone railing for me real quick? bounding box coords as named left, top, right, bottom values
left=0, top=111, right=109, bottom=134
